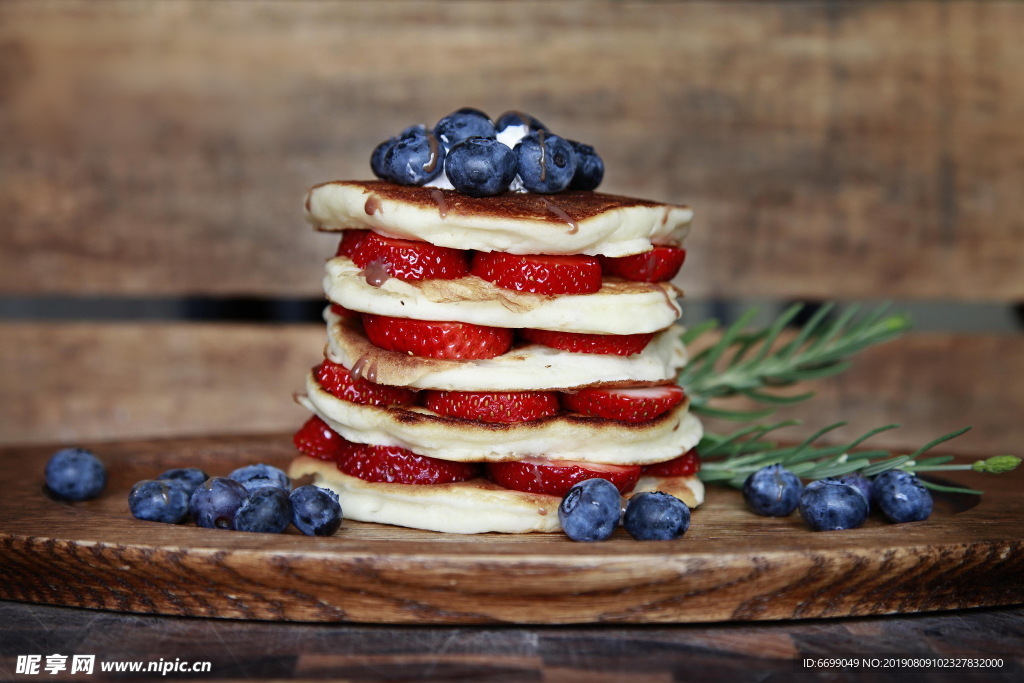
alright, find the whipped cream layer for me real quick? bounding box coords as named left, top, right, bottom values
left=325, top=257, right=682, bottom=334
left=324, top=308, right=687, bottom=391
left=289, top=457, right=704, bottom=534
left=300, top=372, right=703, bottom=466
left=305, top=181, right=693, bottom=258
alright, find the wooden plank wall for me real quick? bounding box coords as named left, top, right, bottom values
left=1, top=1, right=1022, bottom=454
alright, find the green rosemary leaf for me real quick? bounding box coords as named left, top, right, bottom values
left=690, top=404, right=778, bottom=421
left=906, top=426, right=972, bottom=460
left=919, top=481, right=984, bottom=496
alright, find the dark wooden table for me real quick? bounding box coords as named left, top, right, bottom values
left=1, top=600, right=1021, bottom=681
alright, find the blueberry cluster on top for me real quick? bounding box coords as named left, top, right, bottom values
left=371, top=108, right=605, bottom=197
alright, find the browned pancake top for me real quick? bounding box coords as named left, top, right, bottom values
left=307, top=179, right=689, bottom=225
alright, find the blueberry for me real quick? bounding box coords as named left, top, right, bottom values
left=558, top=478, right=621, bottom=542
left=495, top=110, right=548, bottom=134
left=189, top=477, right=248, bottom=530
left=371, top=125, right=427, bottom=180
left=622, top=491, right=690, bottom=541
left=290, top=485, right=342, bottom=536
left=567, top=140, right=604, bottom=191
left=384, top=128, right=446, bottom=185
left=157, top=467, right=209, bottom=498
left=836, top=473, right=873, bottom=510
left=128, top=479, right=190, bottom=524
left=742, top=464, right=802, bottom=516
left=234, top=487, right=292, bottom=534
left=872, top=470, right=933, bottom=523
left=799, top=478, right=870, bottom=531
left=514, top=132, right=577, bottom=193
left=444, top=137, right=518, bottom=197
left=44, top=447, right=107, bottom=501
left=434, top=108, right=495, bottom=146
left=228, top=463, right=290, bottom=494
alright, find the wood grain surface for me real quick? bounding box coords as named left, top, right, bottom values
left=1, top=433, right=1021, bottom=625
left=2, top=1, right=1023, bottom=300
left=1, top=601, right=1022, bottom=682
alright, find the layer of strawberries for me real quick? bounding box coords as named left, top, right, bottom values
left=292, top=229, right=699, bottom=498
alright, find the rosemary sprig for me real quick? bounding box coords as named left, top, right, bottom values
left=678, top=303, right=911, bottom=421
left=697, top=422, right=1021, bottom=495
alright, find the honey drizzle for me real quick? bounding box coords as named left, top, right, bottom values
left=430, top=189, right=449, bottom=218
left=359, top=259, right=391, bottom=287
left=350, top=354, right=380, bottom=383
left=539, top=197, right=579, bottom=234
left=364, top=195, right=382, bottom=215
left=423, top=132, right=440, bottom=174
left=537, top=129, right=547, bottom=182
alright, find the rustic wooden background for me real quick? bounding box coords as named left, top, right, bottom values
left=1, top=1, right=1022, bottom=455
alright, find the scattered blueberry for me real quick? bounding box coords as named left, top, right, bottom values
left=567, top=140, right=604, bottom=191
left=290, top=485, right=342, bottom=536
left=234, top=487, right=292, bottom=534
left=622, top=491, right=690, bottom=541
left=444, top=137, right=518, bottom=197
left=384, top=128, right=446, bottom=186
left=495, top=110, right=548, bottom=134
left=798, top=478, right=870, bottom=531
left=558, top=478, right=621, bottom=542
left=742, top=464, right=802, bottom=517
left=836, top=473, right=873, bottom=510
left=872, top=470, right=933, bottom=523
left=157, top=467, right=209, bottom=498
left=434, top=108, right=496, bottom=146
left=189, top=477, right=248, bottom=530
left=128, top=479, right=190, bottom=524
left=228, top=463, right=290, bottom=494
left=514, top=132, right=577, bottom=193
left=44, top=447, right=107, bottom=501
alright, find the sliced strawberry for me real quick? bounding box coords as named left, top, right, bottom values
left=293, top=416, right=351, bottom=461
left=314, top=359, right=418, bottom=406
left=351, top=232, right=469, bottom=281
left=329, top=303, right=359, bottom=319
left=362, top=314, right=513, bottom=360
left=561, top=384, right=686, bottom=422
left=470, top=251, right=602, bottom=295
left=336, top=441, right=481, bottom=484
left=424, top=390, right=560, bottom=423
left=521, top=328, right=655, bottom=356
left=642, top=450, right=701, bottom=477
left=336, top=229, right=372, bottom=257
left=601, top=245, right=686, bottom=282
left=487, top=459, right=641, bottom=497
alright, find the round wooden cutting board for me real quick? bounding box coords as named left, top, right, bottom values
left=1, top=434, right=1022, bottom=624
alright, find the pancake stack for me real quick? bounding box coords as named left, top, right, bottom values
left=289, top=116, right=703, bottom=534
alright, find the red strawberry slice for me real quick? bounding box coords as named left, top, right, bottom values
left=293, top=416, right=352, bottom=461
left=351, top=232, right=469, bottom=280
left=424, top=390, right=560, bottom=423
left=336, top=229, right=372, bottom=257
left=521, top=328, right=655, bottom=356
left=336, top=441, right=481, bottom=484
left=601, top=245, right=687, bottom=282
left=329, top=303, right=359, bottom=319
left=642, top=450, right=701, bottom=477
left=471, top=251, right=602, bottom=295
left=362, top=314, right=513, bottom=360
left=561, top=384, right=686, bottom=422
left=314, top=359, right=418, bottom=406
left=487, top=459, right=641, bottom=497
